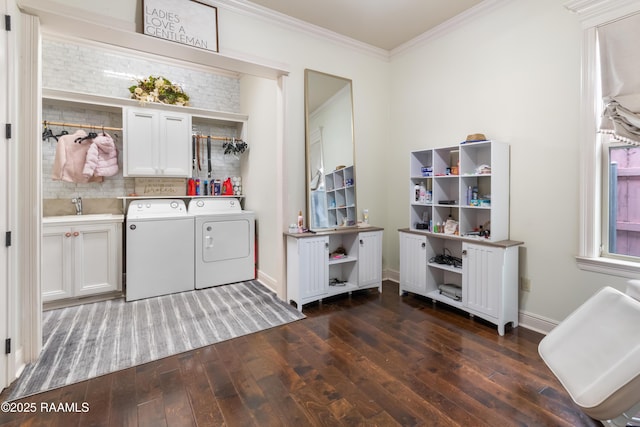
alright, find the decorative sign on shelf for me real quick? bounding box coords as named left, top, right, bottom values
left=134, top=178, right=187, bottom=196
left=143, top=0, right=219, bottom=53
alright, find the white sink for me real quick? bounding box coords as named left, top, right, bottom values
left=43, top=214, right=124, bottom=224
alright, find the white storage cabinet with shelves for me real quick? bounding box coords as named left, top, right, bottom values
left=399, top=230, right=521, bottom=335
left=325, top=165, right=356, bottom=227
left=286, top=228, right=383, bottom=311
left=401, top=140, right=522, bottom=335
left=42, top=216, right=123, bottom=302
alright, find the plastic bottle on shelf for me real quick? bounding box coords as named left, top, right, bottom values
left=297, top=211, right=304, bottom=233
left=419, top=183, right=426, bottom=203
left=414, top=184, right=420, bottom=202
left=363, top=209, right=369, bottom=224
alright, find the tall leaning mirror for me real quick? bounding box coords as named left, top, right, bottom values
left=305, top=69, right=356, bottom=231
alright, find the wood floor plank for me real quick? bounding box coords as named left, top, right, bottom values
left=202, top=348, right=255, bottom=427
left=255, top=374, right=310, bottom=426
left=158, top=368, right=195, bottom=427
left=225, top=338, right=283, bottom=427
left=77, top=373, right=112, bottom=427
left=108, top=368, right=138, bottom=427
left=1, top=281, right=606, bottom=426
left=177, top=351, right=226, bottom=427
left=137, top=397, right=167, bottom=427
left=51, top=380, right=89, bottom=427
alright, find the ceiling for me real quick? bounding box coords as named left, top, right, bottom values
left=246, top=0, right=485, bottom=51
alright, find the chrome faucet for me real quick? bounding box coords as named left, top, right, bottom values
left=71, top=197, right=83, bottom=215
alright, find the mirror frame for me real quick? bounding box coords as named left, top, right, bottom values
left=304, top=69, right=357, bottom=231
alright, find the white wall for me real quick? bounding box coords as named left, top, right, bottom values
left=25, top=0, right=633, bottom=326
left=388, top=0, right=633, bottom=325
left=239, top=74, right=280, bottom=289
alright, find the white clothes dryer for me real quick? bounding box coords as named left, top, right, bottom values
left=126, top=199, right=194, bottom=301
left=188, top=198, right=255, bottom=289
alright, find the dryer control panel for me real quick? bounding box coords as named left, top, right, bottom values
left=188, top=197, right=242, bottom=214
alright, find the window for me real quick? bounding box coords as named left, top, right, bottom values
left=603, top=143, right=640, bottom=260
left=596, top=12, right=640, bottom=265
left=566, top=0, right=640, bottom=277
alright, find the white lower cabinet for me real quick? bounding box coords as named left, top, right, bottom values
left=462, top=242, right=519, bottom=335
left=293, top=236, right=329, bottom=303
left=358, top=231, right=383, bottom=288
left=399, top=230, right=521, bottom=335
left=399, top=232, right=427, bottom=294
left=42, top=219, right=122, bottom=302
left=286, top=228, right=383, bottom=311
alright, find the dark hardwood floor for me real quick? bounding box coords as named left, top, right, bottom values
left=0, top=281, right=599, bottom=427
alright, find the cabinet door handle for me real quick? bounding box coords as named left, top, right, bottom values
left=65, top=232, right=72, bottom=237
left=462, top=250, right=467, bottom=256
left=73, top=231, right=80, bottom=237
left=421, top=242, right=426, bottom=248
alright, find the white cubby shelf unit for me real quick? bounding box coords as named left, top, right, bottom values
left=325, top=165, right=356, bottom=227
left=409, top=140, right=510, bottom=242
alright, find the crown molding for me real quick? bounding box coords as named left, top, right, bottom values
left=390, top=0, right=511, bottom=58
left=564, top=0, right=640, bottom=26
left=209, top=0, right=391, bottom=61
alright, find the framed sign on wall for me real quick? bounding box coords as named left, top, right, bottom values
left=143, top=0, right=219, bottom=53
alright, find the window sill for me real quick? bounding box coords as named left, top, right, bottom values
left=576, top=256, right=640, bottom=278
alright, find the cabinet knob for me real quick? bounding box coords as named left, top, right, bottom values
left=462, top=250, right=467, bottom=256
left=421, top=242, right=426, bottom=248
left=325, top=242, right=329, bottom=249
left=73, top=231, right=80, bottom=237
left=65, top=232, right=72, bottom=237
left=359, top=239, right=364, bottom=245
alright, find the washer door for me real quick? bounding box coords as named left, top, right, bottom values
left=201, top=219, right=250, bottom=262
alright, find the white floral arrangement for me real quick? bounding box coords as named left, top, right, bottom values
left=129, top=75, right=190, bottom=106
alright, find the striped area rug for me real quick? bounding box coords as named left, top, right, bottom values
left=7, top=281, right=304, bottom=401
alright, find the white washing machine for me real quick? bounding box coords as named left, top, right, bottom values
left=188, top=198, right=255, bottom=289
left=126, top=199, right=194, bottom=301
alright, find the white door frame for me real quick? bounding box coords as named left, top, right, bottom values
left=1, top=0, right=12, bottom=392
left=2, top=6, right=43, bottom=391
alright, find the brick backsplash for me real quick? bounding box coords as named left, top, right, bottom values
left=42, top=38, right=243, bottom=200
left=42, top=39, right=240, bottom=112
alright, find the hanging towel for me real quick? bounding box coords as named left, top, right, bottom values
left=83, top=133, right=119, bottom=178
left=51, top=130, right=103, bottom=183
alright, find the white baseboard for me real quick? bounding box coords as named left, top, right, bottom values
left=517, top=311, right=557, bottom=335
left=383, top=269, right=399, bottom=283
left=256, top=270, right=278, bottom=294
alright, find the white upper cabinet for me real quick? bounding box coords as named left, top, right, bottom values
left=124, top=107, right=192, bottom=177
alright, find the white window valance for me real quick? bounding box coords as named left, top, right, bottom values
left=598, top=12, right=640, bottom=146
